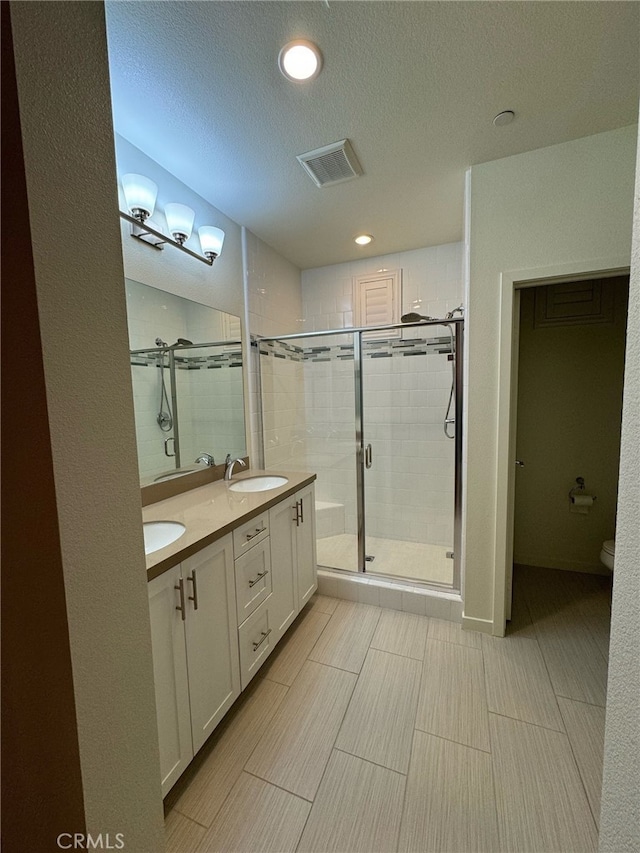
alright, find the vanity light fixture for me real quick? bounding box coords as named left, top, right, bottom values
left=354, top=234, right=373, bottom=246
left=278, top=39, right=323, bottom=82
left=122, top=173, right=157, bottom=221
left=164, top=203, right=195, bottom=245
left=198, top=226, right=225, bottom=261
left=119, top=173, right=224, bottom=266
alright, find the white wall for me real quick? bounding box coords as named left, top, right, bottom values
left=599, top=126, right=640, bottom=853
left=243, top=229, right=303, bottom=466
left=467, top=126, right=637, bottom=630
left=11, top=4, right=165, bottom=848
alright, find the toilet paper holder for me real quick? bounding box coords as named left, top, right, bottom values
left=568, top=477, right=597, bottom=502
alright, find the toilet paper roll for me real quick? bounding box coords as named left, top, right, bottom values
left=571, top=494, right=594, bottom=514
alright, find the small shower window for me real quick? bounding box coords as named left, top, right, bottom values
left=353, top=270, right=402, bottom=339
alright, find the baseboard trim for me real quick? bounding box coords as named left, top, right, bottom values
left=461, top=614, right=496, bottom=636
left=514, top=559, right=610, bottom=576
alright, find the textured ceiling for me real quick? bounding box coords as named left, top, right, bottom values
left=105, top=1, right=639, bottom=270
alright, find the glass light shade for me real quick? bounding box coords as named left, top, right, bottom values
left=278, top=40, right=322, bottom=82
left=122, top=173, right=157, bottom=220
left=198, top=226, right=225, bottom=258
left=165, top=203, right=195, bottom=244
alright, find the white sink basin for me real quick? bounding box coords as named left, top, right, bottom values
left=229, top=476, right=288, bottom=493
left=143, top=521, right=186, bottom=555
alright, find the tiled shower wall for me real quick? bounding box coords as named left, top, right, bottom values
left=293, top=243, right=464, bottom=547
left=300, top=243, right=463, bottom=332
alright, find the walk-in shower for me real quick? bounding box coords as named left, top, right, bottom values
left=258, top=317, right=463, bottom=590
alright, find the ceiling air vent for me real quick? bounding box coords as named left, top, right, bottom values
left=297, top=139, right=363, bottom=188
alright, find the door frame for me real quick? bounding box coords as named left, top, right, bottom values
left=494, top=256, right=630, bottom=632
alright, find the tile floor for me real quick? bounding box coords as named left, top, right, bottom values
left=316, top=533, right=453, bottom=585
left=164, top=565, right=611, bottom=852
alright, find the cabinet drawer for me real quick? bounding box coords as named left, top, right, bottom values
left=238, top=594, right=274, bottom=689
left=234, top=539, right=272, bottom=624
left=233, top=512, right=269, bottom=558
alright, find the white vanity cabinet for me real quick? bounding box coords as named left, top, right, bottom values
left=147, top=534, right=240, bottom=796
left=146, top=475, right=317, bottom=795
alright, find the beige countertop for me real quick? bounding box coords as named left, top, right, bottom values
left=143, top=470, right=316, bottom=581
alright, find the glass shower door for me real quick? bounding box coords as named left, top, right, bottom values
left=360, top=325, right=458, bottom=586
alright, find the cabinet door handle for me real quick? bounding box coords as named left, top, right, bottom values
left=174, top=578, right=186, bottom=621
left=248, top=570, right=269, bottom=588
left=187, top=570, right=198, bottom=610
left=299, top=497, right=304, bottom=524
left=292, top=502, right=299, bottom=525
left=252, top=628, right=272, bottom=651
left=246, top=526, right=266, bottom=541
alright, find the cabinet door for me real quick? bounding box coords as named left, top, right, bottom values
left=148, top=566, right=193, bottom=796
left=296, top=483, right=318, bottom=608
left=183, top=535, right=241, bottom=754
left=269, top=496, right=299, bottom=641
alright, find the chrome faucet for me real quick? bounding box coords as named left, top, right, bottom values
left=224, top=454, right=247, bottom=481
left=194, top=453, right=216, bottom=467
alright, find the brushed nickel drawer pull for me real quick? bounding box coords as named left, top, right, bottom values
left=246, top=526, right=266, bottom=541
left=252, top=629, right=271, bottom=651
left=175, top=579, right=186, bottom=621
left=299, top=497, right=304, bottom=523
left=187, top=570, right=198, bottom=610
left=248, top=570, right=269, bottom=588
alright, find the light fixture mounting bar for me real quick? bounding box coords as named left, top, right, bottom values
left=119, top=211, right=214, bottom=266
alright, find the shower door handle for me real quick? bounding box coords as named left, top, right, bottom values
left=365, top=444, right=373, bottom=469
left=164, top=437, right=176, bottom=458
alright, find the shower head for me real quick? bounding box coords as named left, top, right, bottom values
left=173, top=338, right=194, bottom=346
left=400, top=312, right=435, bottom=323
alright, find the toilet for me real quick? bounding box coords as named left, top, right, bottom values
left=600, top=539, right=615, bottom=571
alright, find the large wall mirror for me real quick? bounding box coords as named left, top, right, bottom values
left=126, top=278, right=247, bottom=484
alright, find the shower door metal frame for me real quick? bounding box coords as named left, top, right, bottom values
left=258, top=317, right=464, bottom=593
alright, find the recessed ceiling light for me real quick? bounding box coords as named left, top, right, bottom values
left=355, top=234, right=374, bottom=246
left=493, top=110, right=515, bottom=127
left=278, top=40, right=323, bottom=82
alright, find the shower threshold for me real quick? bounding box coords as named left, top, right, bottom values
left=316, top=534, right=453, bottom=586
